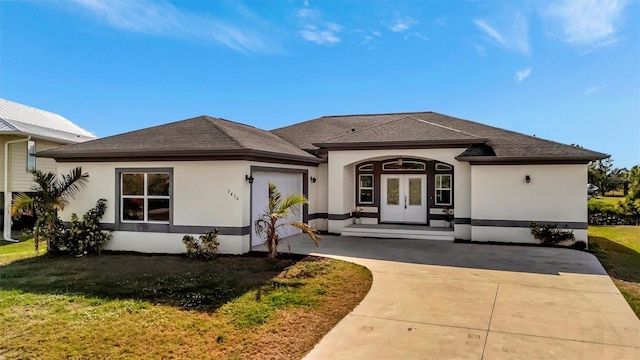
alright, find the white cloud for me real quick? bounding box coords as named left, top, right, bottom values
left=326, top=22, right=343, bottom=32
left=515, top=67, right=532, bottom=82
left=300, top=27, right=340, bottom=44
left=362, top=35, right=374, bottom=45
left=473, top=13, right=530, bottom=55
left=65, top=0, right=275, bottom=53
left=545, top=0, right=628, bottom=49
left=404, top=32, right=429, bottom=41
left=585, top=86, right=601, bottom=95
left=296, top=8, right=342, bottom=45
left=359, top=30, right=382, bottom=46
left=296, top=8, right=317, bottom=20
left=473, top=19, right=506, bottom=45
left=412, top=33, right=429, bottom=41
left=390, top=17, right=416, bottom=33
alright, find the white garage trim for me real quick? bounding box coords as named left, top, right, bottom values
left=250, top=166, right=309, bottom=248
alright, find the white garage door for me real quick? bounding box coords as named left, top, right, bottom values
left=251, top=171, right=303, bottom=247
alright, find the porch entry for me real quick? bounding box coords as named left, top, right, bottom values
left=380, top=174, right=427, bottom=224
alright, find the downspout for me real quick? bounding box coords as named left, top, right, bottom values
left=4, top=136, right=31, bottom=242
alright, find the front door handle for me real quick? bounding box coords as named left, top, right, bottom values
left=404, top=195, right=407, bottom=209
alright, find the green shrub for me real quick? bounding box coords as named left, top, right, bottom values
left=618, top=198, right=640, bottom=217
left=182, top=229, right=219, bottom=259
left=571, top=241, right=587, bottom=250
left=588, top=201, right=616, bottom=214
left=529, top=222, right=575, bottom=245
left=51, top=199, right=112, bottom=255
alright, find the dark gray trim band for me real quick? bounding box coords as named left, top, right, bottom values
left=71, top=222, right=252, bottom=235
left=308, top=213, right=328, bottom=220
left=309, top=212, right=380, bottom=220
left=359, top=212, right=378, bottom=218
left=471, top=219, right=588, bottom=229
left=327, top=212, right=378, bottom=220
left=454, top=217, right=471, bottom=224
left=250, top=166, right=309, bottom=173
left=328, top=213, right=351, bottom=220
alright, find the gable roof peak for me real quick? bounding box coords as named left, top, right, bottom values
left=320, top=111, right=435, bottom=119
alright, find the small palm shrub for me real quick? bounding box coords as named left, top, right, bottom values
left=183, top=229, right=220, bottom=259
left=255, top=182, right=320, bottom=260
left=529, top=222, right=575, bottom=245
left=11, top=167, right=88, bottom=253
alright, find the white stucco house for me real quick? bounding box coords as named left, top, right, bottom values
left=37, top=112, right=606, bottom=254
left=0, top=98, right=95, bottom=241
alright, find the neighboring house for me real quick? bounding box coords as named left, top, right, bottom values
left=0, top=98, right=96, bottom=240
left=587, top=183, right=599, bottom=197
left=37, top=112, right=606, bottom=254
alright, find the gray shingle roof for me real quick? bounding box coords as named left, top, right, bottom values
left=0, top=98, right=95, bottom=142
left=39, top=111, right=606, bottom=164
left=37, top=115, right=320, bottom=163
left=315, top=116, right=484, bottom=146
left=272, top=111, right=607, bottom=162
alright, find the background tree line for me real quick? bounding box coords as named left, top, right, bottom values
left=589, top=158, right=640, bottom=200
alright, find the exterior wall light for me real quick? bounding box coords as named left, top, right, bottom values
left=245, top=175, right=254, bottom=183
left=525, top=175, right=531, bottom=183
left=310, top=177, right=317, bottom=183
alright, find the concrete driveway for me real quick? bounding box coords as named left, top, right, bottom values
left=262, top=235, right=640, bottom=359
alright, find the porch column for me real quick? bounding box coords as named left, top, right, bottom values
left=327, top=153, right=354, bottom=234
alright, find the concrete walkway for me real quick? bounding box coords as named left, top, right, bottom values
left=258, top=235, right=640, bottom=359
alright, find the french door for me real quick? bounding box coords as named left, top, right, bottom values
left=380, top=174, right=427, bottom=223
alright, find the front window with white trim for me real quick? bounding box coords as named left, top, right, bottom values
left=359, top=174, right=374, bottom=204
left=121, top=172, right=171, bottom=223
left=435, top=174, right=452, bottom=205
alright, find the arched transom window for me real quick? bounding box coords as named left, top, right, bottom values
left=382, top=160, right=425, bottom=171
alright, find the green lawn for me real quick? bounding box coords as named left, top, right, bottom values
left=0, top=240, right=372, bottom=359
left=588, top=196, right=624, bottom=207
left=588, top=196, right=626, bottom=213
left=588, top=226, right=640, bottom=317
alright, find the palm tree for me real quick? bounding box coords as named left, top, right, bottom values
left=11, top=167, right=88, bottom=253
left=255, top=182, right=320, bottom=260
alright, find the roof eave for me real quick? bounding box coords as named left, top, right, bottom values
left=456, top=153, right=609, bottom=165
left=36, top=148, right=324, bottom=166
left=0, top=131, right=95, bottom=144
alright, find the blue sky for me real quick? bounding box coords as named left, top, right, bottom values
left=1, top=0, right=638, bottom=168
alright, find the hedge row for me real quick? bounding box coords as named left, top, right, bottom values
left=588, top=212, right=640, bottom=226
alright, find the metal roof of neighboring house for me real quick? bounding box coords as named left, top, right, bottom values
left=0, top=98, right=95, bottom=142
left=272, top=111, right=607, bottom=163
left=37, top=115, right=322, bottom=165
